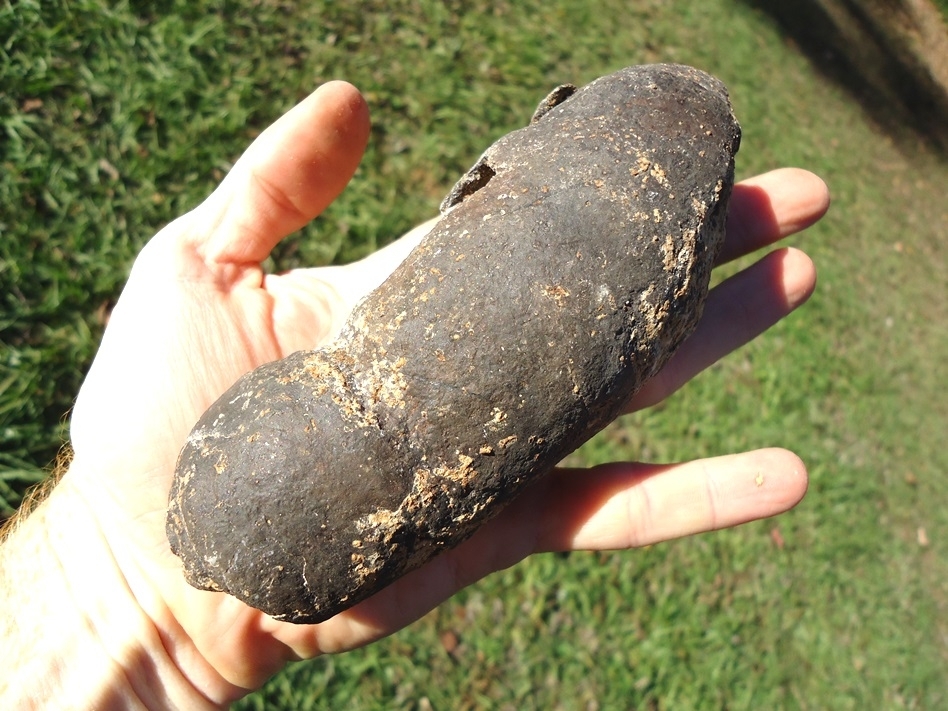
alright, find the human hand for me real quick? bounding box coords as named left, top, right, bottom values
left=14, top=80, right=827, bottom=707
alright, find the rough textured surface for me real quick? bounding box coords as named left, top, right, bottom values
left=167, top=63, right=742, bottom=624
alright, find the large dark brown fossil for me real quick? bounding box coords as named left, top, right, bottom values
left=167, top=64, right=741, bottom=624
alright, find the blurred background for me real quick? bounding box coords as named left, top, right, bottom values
left=2, top=1, right=946, bottom=708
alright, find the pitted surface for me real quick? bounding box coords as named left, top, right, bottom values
left=167, top=64, right=741, bottom=623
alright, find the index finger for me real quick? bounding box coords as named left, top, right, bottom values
left=719, top=168, right=830, bottom=264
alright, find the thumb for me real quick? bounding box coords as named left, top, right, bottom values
left=198, top=80, right=371, bottom=267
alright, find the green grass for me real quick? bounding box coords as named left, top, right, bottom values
left=3, top=0, right=946, bottom=708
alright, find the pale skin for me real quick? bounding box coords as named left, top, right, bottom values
left=0, top=80, right=829, bottom=709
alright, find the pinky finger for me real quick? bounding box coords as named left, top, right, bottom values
left=534, top=447, right=809, bottom=552
left=303, top=449, right=806, bottom=654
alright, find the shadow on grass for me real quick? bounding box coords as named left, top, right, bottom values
left=740, top=0, right=948, bottom=154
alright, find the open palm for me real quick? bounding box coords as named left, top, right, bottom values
left=64, top=81, right=827, bottom=704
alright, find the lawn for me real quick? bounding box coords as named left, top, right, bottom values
left=2, top=0, right=946, bottom=708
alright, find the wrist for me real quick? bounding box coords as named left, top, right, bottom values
left=0, top=475, right=220, bottom=710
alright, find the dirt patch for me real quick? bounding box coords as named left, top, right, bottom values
left=745, top=0, right=948, bottom=152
